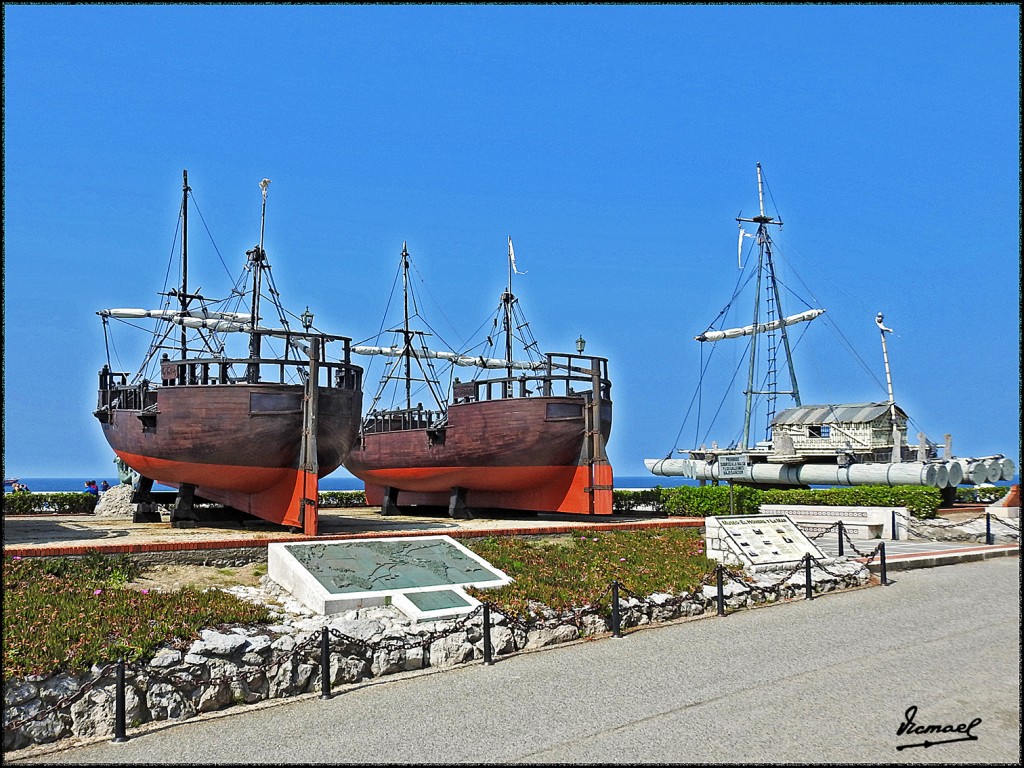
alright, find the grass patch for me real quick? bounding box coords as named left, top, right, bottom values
left=4, top=529, right=712, bottom=680
left=3, top=553, right=270, bottom=679
left=466, top=528, right=713, bottom=617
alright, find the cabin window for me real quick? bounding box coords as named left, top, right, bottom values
left=250, top=392, right=303, bottom=414
left=808, top=425, right=830, bottom=438
left=546, top=403, right=583, bottom=420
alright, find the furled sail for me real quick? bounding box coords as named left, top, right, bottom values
left=99, top=308, right=254, bottom=322
left=352, top=344, right=546, bottom=371
left=99, top=309, right=257, bottom=333
left=695, top=308, right=825, bottom=342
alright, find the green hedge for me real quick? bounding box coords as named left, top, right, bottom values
left=758, top=486, right=942, bottom=519
left=956, top=486, right=1010, bottom=504
left=2, top=490, right=369, bottom=516
left=3, top=492, right=98, bottom=515
left=612, top=488, right=669, bottom=514
left=615, top=484, right=943, bottom=519
left=318, top=490, right=367, bottom=508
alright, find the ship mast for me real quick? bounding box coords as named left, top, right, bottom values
left=246, top=179, right=271, bottom=383
left=735, top=162, right=802, bottom=449
left=503, top=246, right=514, bottom=382
left=180, top=170, right=190, bottom=359
left=401, top=241, right=412, bottom=409
left=876, top=312, right=902, bottom=461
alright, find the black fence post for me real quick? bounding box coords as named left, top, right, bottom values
left=112, top=658, right=128, bottom=743
left=879, top=542, right=888, bottom=586
left=986, top=512, right=993, bottom=545
left=319, top=626, right=332, bottom=700
left=891, top=510, right=898, bottom=541
left=716, top=565, right=725, bottom=616
left=804, top=553, right=813, bottom=600
left=482, top=603, right=494, bottom=665
left=610, top=581, right=622, bottom=638
left=837, top=521, right=845, bottom=557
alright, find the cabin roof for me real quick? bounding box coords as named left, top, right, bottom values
left=771, top=402, right=908, bottom=426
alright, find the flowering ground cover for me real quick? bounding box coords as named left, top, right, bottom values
left=2, top=553, right=270, bottom=679
left=467, top=528, right=714, bottom=616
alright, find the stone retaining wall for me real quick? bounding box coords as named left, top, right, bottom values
left=3, top=561, right=869, bottom=752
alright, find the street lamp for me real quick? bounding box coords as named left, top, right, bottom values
left=300, top=306, right=314, bottom=331
left=575, top=335, right=586, bottom=354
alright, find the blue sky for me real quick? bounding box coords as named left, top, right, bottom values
left=3, top=4, right=1020, bottom=480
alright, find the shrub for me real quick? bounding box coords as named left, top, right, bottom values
left=759, top=485, right=942, bottom=519
left=318, top=490, right=367, bottom=508
left=3, top=492, right=98, bottom=515
left=956, top=486, right=1011, bottom=504
left=650, top=483, right=943, bottom=519
left=612, top=488, right=668, bottom=514
left=662, top=484, right=763, bottom=517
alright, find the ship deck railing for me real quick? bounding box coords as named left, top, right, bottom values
left=455, top=352, right=611, bottom=404
left=96, top=351, right=362, bottom=413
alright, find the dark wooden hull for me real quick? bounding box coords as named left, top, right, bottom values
left=344, top=396, right=613, bottom=514
left=98, top=383, right=361, bottom=528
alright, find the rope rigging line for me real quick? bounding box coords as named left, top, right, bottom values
left=187, top=190, right=234, bottom=283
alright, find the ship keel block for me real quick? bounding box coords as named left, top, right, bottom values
left=194, top=467, right=319, bottom=534
left=363, top=463, right=613, bottom=515
left=114, top=450, right=320, bottom=533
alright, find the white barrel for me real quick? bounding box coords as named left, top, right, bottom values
left=997, top=457, right=1017, bottom=482
left=645, top=457, right=943, bottom=486
left=961, top=461, right=990, bottom=485
left=944, top=461, right=964, bottom=487
left=984, top=459, right=1004, bottom=484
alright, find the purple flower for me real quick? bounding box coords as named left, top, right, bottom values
left=140, top=589, right=150, bottom=595
left=12, top=556, right=22, bottom=561
left=93, top=589, right=102, bottom=595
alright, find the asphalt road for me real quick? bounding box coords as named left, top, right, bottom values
left=9, top=558, right=1020, bottom=765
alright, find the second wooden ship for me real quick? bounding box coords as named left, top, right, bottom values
left=344, top=239, right=613, bottom=517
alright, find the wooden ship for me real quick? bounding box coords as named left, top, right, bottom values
left=344, top=239, right=613, bottom=517
left=94, top=172, right=363, bottom=534
left=646, top=163, right=1016, bottom=499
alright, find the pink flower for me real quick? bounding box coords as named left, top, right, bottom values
left=140, top=589, right=150, bottom=594
left=93, top=589, right=102, bottom=595
left=12, top=556, right=21, bottom=561
left=619, top=558, right=627, bottom=561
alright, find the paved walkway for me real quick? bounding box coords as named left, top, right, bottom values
left=2, top=505, right=1017, bottom=570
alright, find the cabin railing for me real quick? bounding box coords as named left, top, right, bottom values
left=362, top=405, right=447, bottom=434
left=454, top=352, right=611, bottom=404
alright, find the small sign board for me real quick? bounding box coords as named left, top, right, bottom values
left=710, top=514, right=824, bottom=567
left=718, top=454, right=747, bottom=478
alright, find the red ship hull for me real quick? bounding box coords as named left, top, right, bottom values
left=345, top=395, right=613, bottom=515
